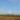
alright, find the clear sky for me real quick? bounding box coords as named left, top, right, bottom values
left=0, top=0, right=20, bottom=15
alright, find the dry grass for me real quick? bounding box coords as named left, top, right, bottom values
left=0, top=16, right=20, bottom=20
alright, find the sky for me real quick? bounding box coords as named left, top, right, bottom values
left=0, top=0, right=20, bottom=15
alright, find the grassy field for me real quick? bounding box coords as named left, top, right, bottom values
left=0, top=16, right=20, bottom=20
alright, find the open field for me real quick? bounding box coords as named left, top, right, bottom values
left=0, top=16, right=20, bottom=20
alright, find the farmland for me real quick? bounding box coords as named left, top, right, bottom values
left=0, top=16, right=20, bottom=20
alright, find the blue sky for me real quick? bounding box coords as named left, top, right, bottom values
left=0, top=0, right=20, bottom=15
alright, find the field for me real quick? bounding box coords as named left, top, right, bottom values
left=0, top=16, right=20, bottom=20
